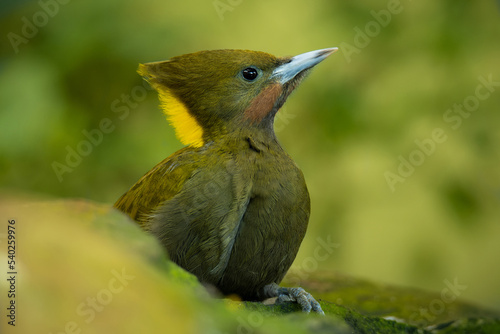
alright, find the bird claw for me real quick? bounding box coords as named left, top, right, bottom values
left=277, top=286, right=325, bottom=315
left=262, top=283, right=324, bottom=315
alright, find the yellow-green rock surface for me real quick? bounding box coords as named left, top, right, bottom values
left=0, top=199, right=498, bottom=333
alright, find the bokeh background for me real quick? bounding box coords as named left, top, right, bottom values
left=1, top=0, right=499, bottom=312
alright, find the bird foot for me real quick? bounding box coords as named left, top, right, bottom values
left=262, top=283, right=325, bottom=315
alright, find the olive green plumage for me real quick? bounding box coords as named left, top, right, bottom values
left=115, top=48, right=336, bottom=312
left=116, top=131, right=308, bottom=299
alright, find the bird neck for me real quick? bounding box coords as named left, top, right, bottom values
left=203, top=121, right=282, bottom=154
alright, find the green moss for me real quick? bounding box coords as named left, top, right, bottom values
left=1, top=199, right=498, bottom=334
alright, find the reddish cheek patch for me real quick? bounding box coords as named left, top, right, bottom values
left=244, top=83, right=282, bottom=123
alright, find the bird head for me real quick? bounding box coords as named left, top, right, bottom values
left=139, top=48, right=337, bottom=147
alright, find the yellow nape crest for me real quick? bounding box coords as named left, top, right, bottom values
left=157, top=89, right=204, bottom=148
left=138, top=63, right=204, bottom=148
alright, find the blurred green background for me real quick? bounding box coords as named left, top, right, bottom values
left=1, top=0, right=499, bottom=312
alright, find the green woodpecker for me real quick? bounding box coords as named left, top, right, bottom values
left=115, top=47, right=337, bottom=314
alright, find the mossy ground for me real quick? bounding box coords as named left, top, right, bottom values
left=0, top=198, right=498, bottom=334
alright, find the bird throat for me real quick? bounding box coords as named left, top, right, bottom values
left=244, top=83, right=283, bottom=123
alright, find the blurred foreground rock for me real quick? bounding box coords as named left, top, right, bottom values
left=0, top=198, right=498, bottom=333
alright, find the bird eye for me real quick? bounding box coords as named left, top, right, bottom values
left=242, top=67, right=259, bottom=81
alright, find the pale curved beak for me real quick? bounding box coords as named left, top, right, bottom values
left=272, top=47, right=338, bottom=84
